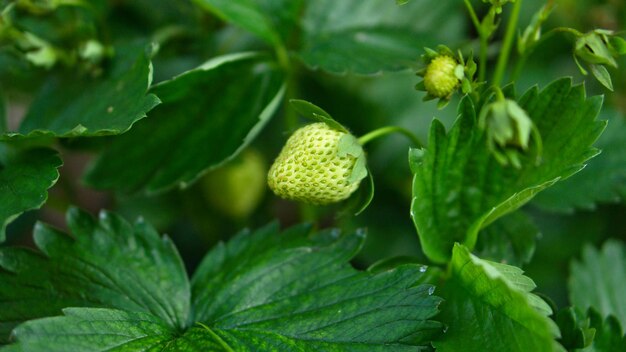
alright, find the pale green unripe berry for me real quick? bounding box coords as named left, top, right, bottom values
left=423, top=55, right=460, bottom=98
left=268, top=123, right=363, bottom=205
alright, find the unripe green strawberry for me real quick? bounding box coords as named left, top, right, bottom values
left=203, top=149, right=267, bottom=219
left=423, top=55, right=460, bottom=98
left=267, top=123, right=365, bottom=205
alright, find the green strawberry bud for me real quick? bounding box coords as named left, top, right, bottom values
left=267, top=123, right=366, bottom=205
left=423, top=55, right=461, bottom=99
left=478, top=98, right=541, bottom=168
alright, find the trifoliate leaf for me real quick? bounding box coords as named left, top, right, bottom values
left=569, top=240, right=626, bottom=328
left=84, top=52, right=285, bottom=194
left=0, top=146, right=61, bottom=242
left=298, top=0, right=463, bottom=74
left=411, top=78, right=605, bottom=263
left=1, top=209, right=443, bottom=350
left=433, top=244, right=563, bottom=352
left=475, top=211, right=538, bottom=267
left=289, top=99, right=348, bottom=133
left=1, top=42, right=160, bottom=139
left=533, top=109, right=626, bottom=212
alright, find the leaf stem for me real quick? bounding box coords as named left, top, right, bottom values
left=493, top=86, right=506, bottom=101
left=493, top=0, right=523, bottom=87
left=357, top=126, right=422, bottom=148
left=274, top=43, right=291, bottom=72
left=274, top=42, right=300, bottom=131
left=511, top=27, right=582, bottom=81
left=196, top=322, right=235, bottom=352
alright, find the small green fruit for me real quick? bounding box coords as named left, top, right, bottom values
left=203, top=150, right=267, bottom=219
left=423, top=55, right=460, bottom=98
left=268, top=123, right=365, bottom=205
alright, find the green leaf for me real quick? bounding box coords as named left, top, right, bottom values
left=192, top=0, right=302, bottom=46
left=0, top=91, right=6, bottom=134
left=0, top=207, right=190, bottom=342
left=1, top=43, right=160, bottom=139
left=84, top=53, right=285, bottom=194
left=2, top=211, right=443, bottom=350
left=434, top=244, right=563, bottom=352
left=289, top=99, right=349, bottom=132
left=3, top=308, right=176, bottom=352
left=411, top=78, right=605, bottom=263
left=0, top=146, right=61, bottom=243
left=348, top=153, right=368, bottom=183
left=569, top=240, right=626, bottom=328
left=533, top=109, right=626, bottom=212
left=339, top=168, right=375, bottom=217
left=609, top=36, right=626, bottom=55
left=555, top=307, right=595, bottom=350
left=337, top=134, right=364, bottom=157
left=582, top=309, right=626, bottom=352
left=189, top=223, right=442, bottom=350
left=589, top=64, right=614, bottom=91
left=298, top=0, right=463, bottom=74
left=475, top=211, right=538, bottom=267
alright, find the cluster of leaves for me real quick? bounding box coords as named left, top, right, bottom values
left=0, top=208, right=442, bottom=350
left=1, top=0, right=626, bottom=351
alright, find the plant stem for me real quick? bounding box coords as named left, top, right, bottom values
left=463, top=0, right=489, bottom=82
left=357, top=126, right=422, bottom=148
left=274, top=43, right=300, bottom=131
left=275, top=43, right=291, bottom=72
left=493, top=85, right=506, bottom=101
left=479, top=34, right=488, bottom=83
left=511, top=27, right=582, bottom=81
left=493, top=0, right=523, bottom=87
left=511, top=53, right=527, bottom=82
left=463, top=0, right=482, bottom=33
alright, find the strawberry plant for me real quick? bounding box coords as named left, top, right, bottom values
left=1, top=0, right=626, bottom=351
